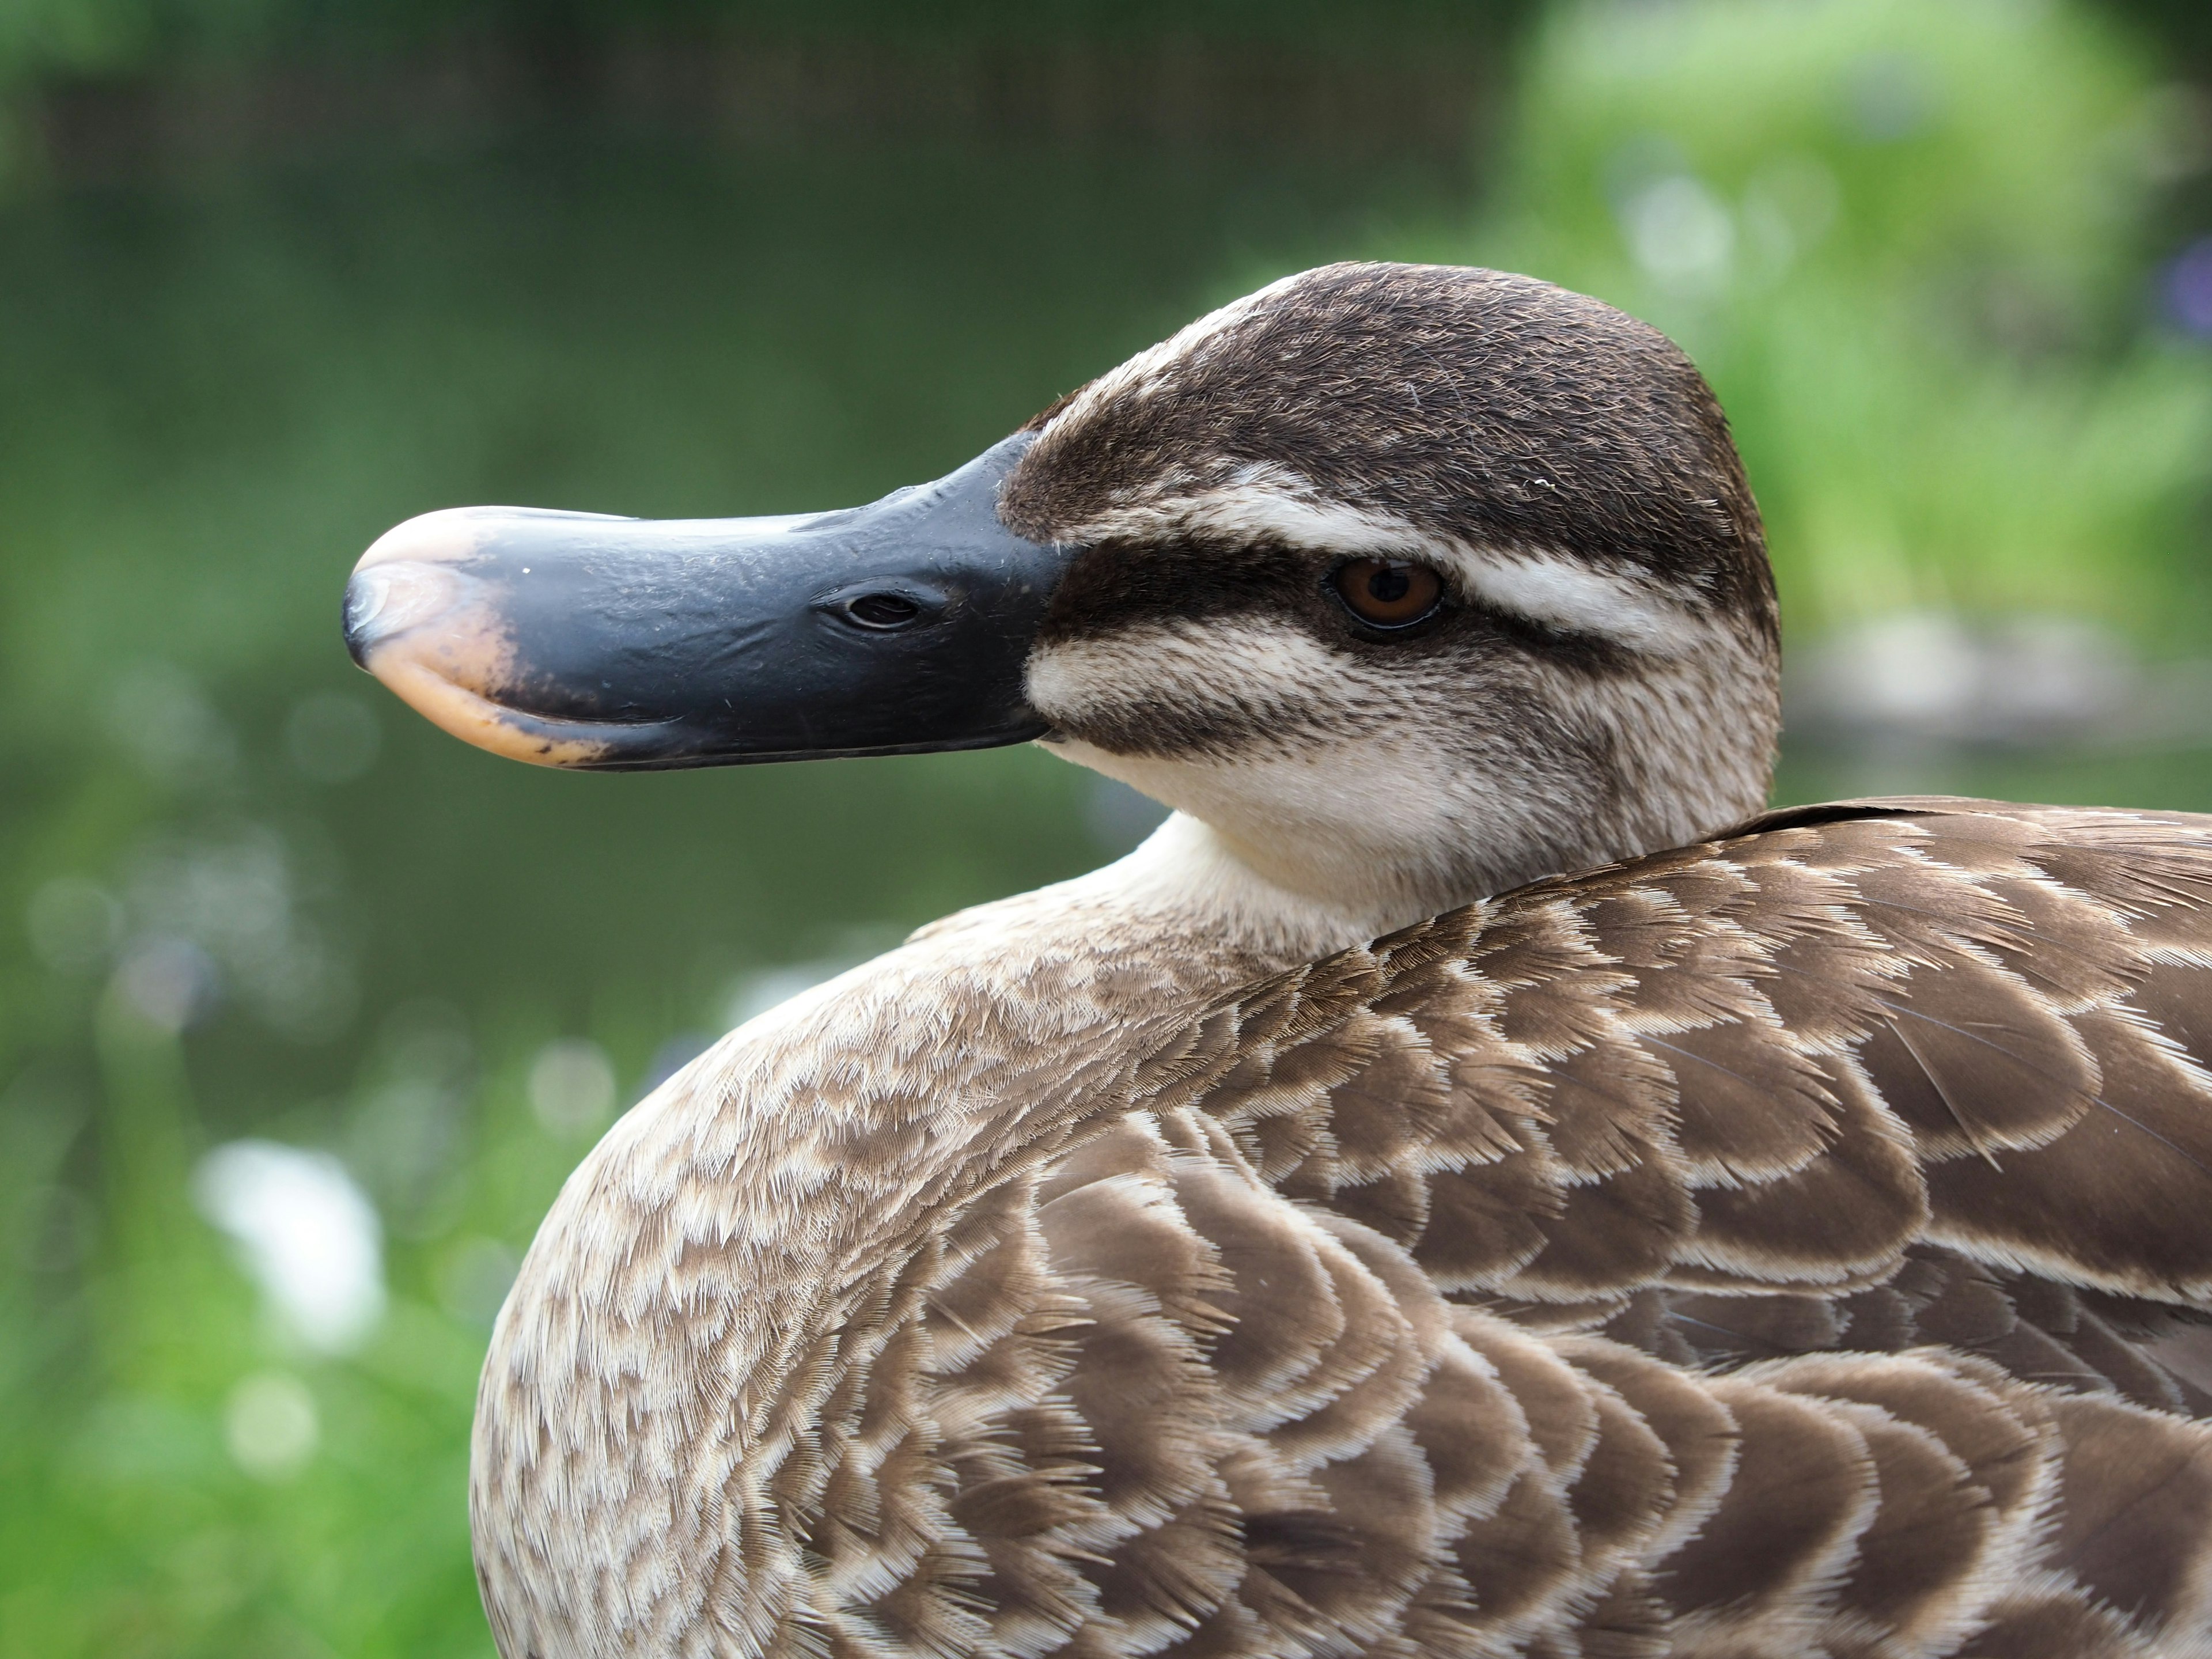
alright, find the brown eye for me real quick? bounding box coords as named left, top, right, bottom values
left=1333, top=559, right=1444, bottom=628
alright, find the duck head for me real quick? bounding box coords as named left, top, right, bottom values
left=345, top=262, right=1778, bottom=927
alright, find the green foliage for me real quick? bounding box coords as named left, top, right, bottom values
left=2, top=1002, right=485, bottom=1659
left=0, top=139, right=1453, bottom=1656
left=1435, top=0, right=2212, bottom=638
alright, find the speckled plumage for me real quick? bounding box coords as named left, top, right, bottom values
left=476, top=800, right=2212, bottom=1659
left=454, top=267, right=2212, bottom=1659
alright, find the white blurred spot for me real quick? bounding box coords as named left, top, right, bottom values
left=113, top=936, right=221, bottom=1032
left=26, top=876, right=123, bottom=974
left=1622, top=175, right=1734, bottom=291
left=224, top=1370, right=319, bottom=1481
left=1788, top=611, right=2139, bottom=747
left=284, top=692, right=382, bottom=784
left=1815, top=612, right=1978, bottom=729
left=528, top=1038, right=616, bottom=1137
left=193, top=1140, right=386, bottom=1354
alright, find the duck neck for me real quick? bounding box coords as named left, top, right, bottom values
left=471, top=809, right=1426, bottom=1659
left=913, top=810, right=1416, bottom=982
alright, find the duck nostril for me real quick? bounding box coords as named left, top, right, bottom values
left=840, top=592, right=923, bottom=631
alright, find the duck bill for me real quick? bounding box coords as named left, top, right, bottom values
left=341, top=434, right=1069, bottom=770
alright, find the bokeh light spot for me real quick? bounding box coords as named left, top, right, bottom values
left=194, top=1141, right=387, bottom=1353
left=528, top=1038, right=617, bottom=1137
left=224, top=1371, right=319, bottom=1482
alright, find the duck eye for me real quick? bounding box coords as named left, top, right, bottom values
left=1333, top=559, right=1444, bottom=629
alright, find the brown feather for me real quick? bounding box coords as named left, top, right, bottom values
left=476, top=791, right=2212, bottom=1659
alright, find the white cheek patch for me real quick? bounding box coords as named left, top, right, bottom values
left=1026, top=616, right=1350, bottom=726
left=1050, top=473, right=1711, bottom=658
left=1059, top=736, right=1466, bottom=869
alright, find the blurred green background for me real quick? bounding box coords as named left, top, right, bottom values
left=2, top=1, right=2210, bottom=1653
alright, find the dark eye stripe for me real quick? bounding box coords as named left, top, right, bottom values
left=1035, top=536, right=1638, bottom=681
left=1036, top=539, right=1319, bottom=642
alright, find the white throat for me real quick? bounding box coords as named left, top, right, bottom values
left=1034, top=734, right=1536, bottom=947
left=1061, top=808, right=1416, bottom=961
left=902, top=809, right=1402, bottom=988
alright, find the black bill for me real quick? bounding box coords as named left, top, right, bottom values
left=341, top=434, right=1069, bottom=770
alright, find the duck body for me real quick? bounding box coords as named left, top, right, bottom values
left=347, top=265, right=2212, bottom=1658
left=474, top=798, right=2212, bottom=1659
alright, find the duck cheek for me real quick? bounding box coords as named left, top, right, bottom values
left=1192, top=741, right=1464, bottom=848
left=1024, top=618, right=1371, bottom=760
left=1037, top=726, right=1467, bottom=884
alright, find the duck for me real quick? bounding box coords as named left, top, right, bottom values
left=343, top=262, right=2212, bottom=1659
